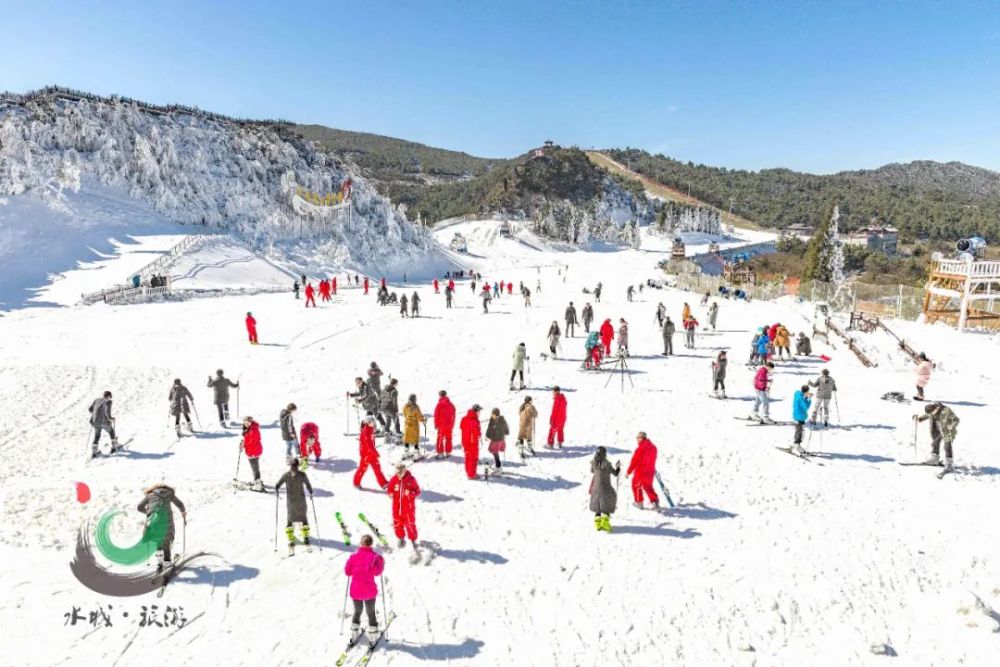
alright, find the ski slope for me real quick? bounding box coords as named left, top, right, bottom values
left=1, top=220, right=999, bottom=666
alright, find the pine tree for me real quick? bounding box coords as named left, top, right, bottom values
left=802, top=203, right=838, bottom=282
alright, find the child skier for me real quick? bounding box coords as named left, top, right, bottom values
left=299, top=421, right=321, bottom=464
left=485, top=408, right=509, bottom=471
left=712, top=351, right=728, bottom=398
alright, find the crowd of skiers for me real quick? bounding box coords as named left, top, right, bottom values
left=85, top=264, right=968, bottom=654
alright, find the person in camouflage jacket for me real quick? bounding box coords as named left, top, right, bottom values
left=914, top=402, right=959, bottom=470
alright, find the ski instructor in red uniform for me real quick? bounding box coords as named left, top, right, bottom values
left=626, top=432, right=659, bottom=508
left=460, top=405, right=482, bottom=479
left=547, top=386, right=567, bottom=448
left=387, top=462, right=421, bottom=549
left=245, top=311, right=258, bottom=344
left=433, top=390, right=456, bottom=456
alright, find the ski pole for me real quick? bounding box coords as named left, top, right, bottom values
left=834, top=392, right=840, bottom=423
left=309, top=494, right=321, bottom=551
left=191, top=401, right=202, bottom=428
left=234, top=443, right=242, bottom=480
left=380, top=575, right=389, bottom=640
left=182, top=518, right=187, bottom=557
left=345, top=396, right=350, bottom=434
left=236, top=384, right=241, bottom=419
left=273, top=489, right=280, bottom=553
left=912, top=419, right=918, bottom=460
left=340, top=578, right=349, bottom=634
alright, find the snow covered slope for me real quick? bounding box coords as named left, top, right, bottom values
left=0, top=91, right=446, bottom=308
left=1, top=220, right=998, bottom=666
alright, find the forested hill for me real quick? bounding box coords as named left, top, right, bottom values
left=292, top=125, right=506, bottom=188
left=604, top=148, right=1000, bottom=241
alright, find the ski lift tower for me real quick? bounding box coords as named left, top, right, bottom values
left=923, top=237, right=1000, bottom=331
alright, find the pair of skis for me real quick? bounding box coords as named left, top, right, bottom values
left=336, top=512, right=391, bottom=549
left=899, top=461, right=954, bottom=479
left=335, top=612, right=397, bottom=666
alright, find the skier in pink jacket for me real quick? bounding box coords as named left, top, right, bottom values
left=914, top=352, right=933, bottom=401
left=343, top=535, right=386, bottom=646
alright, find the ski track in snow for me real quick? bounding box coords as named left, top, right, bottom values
left=0, top=220, right=998, bottom=665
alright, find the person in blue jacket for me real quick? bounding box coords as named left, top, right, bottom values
left=792, top=385, right=813, bottom=454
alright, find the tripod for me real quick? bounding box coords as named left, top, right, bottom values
left=604, top=352, right=635, bottom=392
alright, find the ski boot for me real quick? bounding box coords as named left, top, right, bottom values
left=599, top=515, right=612, bottom=532
left=90, top=445, right=100, bottom=459
left=922, top=454, right=941, bottom=466
left=252, top=479, right=264, bottom=492
left=761, top=416, right=775, bottom=424
left=594, top=516, right=603, bottom=531
left=720, top=391, right=727, bottom=399
left=518, top=383, right=525, bottom=390
left=366, top=625, right=380, bottom=647
left=286, top=526, right=296, bottom=556
left=509, top=382, right=515, bottom=390
left=175, top=425, right=183, bottom=438
left=348, top=623, right=362, bottom=648
left=942, top=458, right=954, bottom=473
left=633, top=501, right=644, bottom=510
left=397, top=537, right=406, bottom=548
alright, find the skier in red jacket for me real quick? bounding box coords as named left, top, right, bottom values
left=318, top=280, right=329, bottom=302
left=626, top=432, right=659, bottom=508
left=599, top=319, right=615, bottom=356
left=305, top=283, right=317, bottom=307
left=507, top=282, right=513, bottom=295
left=547, top=386, right=567, bottom=448
left=241, top=416, right=264, bottom=491
left=386, top=463, right=421, bottom=549
left=460, top=405, right=482, bottom=479
left=363, top=277, right=370, bottom=295
left=447, top=279, right=455, bottom=292
left=353, top=416, right=388, bottom=489
left=299, top=422, right=321, bottom=462
left=433, top=279, right=440, bottom=294
left=245, top=312, right=258, bottom=344
left=433, top=390, right=456, bottom=456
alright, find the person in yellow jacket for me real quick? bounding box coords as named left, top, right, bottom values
left=774, top=325, right=791, bottom=359
left=682, top=302, right=692, bottom=322
left=402, top=394, right=426, bottom=457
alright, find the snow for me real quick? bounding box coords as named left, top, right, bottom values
left=1, top=219, right=999, bottom=666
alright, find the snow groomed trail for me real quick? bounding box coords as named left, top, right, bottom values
left=1, top=220, right=998, bottom=666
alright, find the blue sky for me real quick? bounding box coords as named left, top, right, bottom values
left=2, top=1, right=998, bottom=173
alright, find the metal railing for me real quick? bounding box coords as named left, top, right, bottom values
left=80, top=235, right=213, bottom=305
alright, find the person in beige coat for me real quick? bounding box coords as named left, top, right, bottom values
left=516, top=396, right=538, bottom=457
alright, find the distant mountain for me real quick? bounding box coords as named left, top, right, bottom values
left=604, top=149, right=1000, bottom=242
left=292, top=124, right=506, bottom=188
